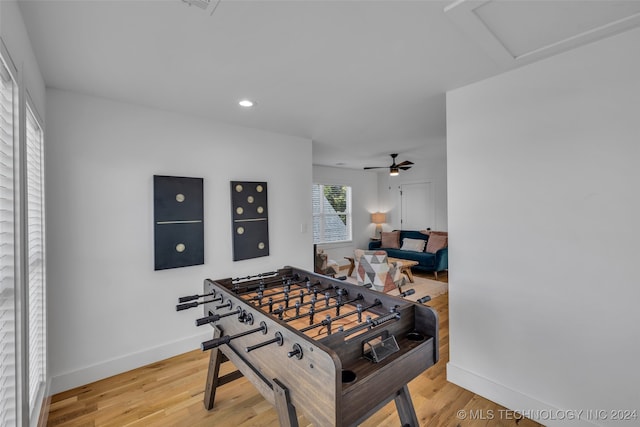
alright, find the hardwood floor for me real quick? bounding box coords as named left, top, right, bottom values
left=46, top=272, right=541, bottom=427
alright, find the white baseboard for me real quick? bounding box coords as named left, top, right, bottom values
left=447, top=362, right=601, bottom=427
left=50, top=330, right=211, bottom=395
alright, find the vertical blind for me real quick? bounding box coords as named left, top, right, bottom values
left=0, top=54, right=17, bottom=427
left=26, top=104, right=45, bottom=417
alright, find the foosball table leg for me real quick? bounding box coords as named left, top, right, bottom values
left=273, top=378, right=300, bottom=427
left=203, top=327, right=222, bottom=410
left=394, top=385, right=420, bottom=427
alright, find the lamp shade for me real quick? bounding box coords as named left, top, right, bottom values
left=371, top=212, right=386, bottom=224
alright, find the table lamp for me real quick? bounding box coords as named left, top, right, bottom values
left=371, top=212, right=386, bottom=238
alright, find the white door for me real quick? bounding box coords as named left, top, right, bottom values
left=399, top=182, right=434, bottom=230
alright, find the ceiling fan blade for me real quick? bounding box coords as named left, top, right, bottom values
left=396, top=160, right=414, bottom=167
left=399, top=166, right=412, bottom=170
left=363, top=166, right=386, bottom=170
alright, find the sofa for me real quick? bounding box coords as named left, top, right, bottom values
left=368, top=230, right=448, bottom=278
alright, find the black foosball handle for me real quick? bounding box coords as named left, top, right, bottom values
left=201, top=335, right=231, bottom=351
left=178, top=292, right=213, bottom=303
left=417, top=295, right=431, bottom=304
left=179, top=294, right=200, bottom=303
left=176, top=302, right=198, bottom=311
left=399, top=289, right=415, bottom=298
left=196, top=314, right=220, bottom=326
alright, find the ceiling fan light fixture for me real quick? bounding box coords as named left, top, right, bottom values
left=364, top=153, right=413, bottom=176
left=239, top=99, right=255, bottom=108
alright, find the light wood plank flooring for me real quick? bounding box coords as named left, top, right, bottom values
left=46, top=272, right=541, bottom=427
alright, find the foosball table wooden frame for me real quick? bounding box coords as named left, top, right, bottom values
left=178, top=266, right=439, bottom=426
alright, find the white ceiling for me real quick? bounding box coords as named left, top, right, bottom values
left=17, top=0, right=640, bottom=170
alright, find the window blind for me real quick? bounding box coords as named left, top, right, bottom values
left=312, top=184, right=352, bottom=244
left=25, top=104, right=45, bottom=416
left=0, top=54, right=17, bottom=427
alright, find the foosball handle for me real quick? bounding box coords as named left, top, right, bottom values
left=196, top=314, right=219, bottom=326
left=201, top=335, right=231, bottom=351
left=176, top=302, right=198, bottom=311
left=399, top=289, right=415, bottom=297
left=287, top=343, right=303, bottom=360
left=417, top=295, right=432, bottom=304
left=178, top=294, right=200, bottom=303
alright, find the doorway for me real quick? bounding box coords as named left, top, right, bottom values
left=399, top=182, right=435, bottom=230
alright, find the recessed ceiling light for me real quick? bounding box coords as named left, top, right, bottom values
left=239, top=99, right=255, bottom=108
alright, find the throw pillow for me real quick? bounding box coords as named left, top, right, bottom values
left=420, top=229, right=448, bottom=237
left=380, top=231, right=400, bottom=249
left=425, top=234, right=448, bottom=253
left=400, top=237, right=426, bottom=252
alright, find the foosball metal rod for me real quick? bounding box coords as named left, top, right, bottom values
left=178, top=290, right=216, bottom=303
left=232, top=276, right=290, bottom=294
left=244, top=278, right=309, bottom=300
left=231, top=275, right=298, bottom=295
left=341, top=310, right=402, bottom=338
left=201, top=321, right=268, bottom=351
left=282, top=293, right=363, bottom=323
left=245, top=332, right=284, bottom=353
left=176, top=296, right=222, bottom=311
left=196, top=307, right=243, bottom=326
left=298, top=298, right=381, bottom=333
left=279, top=294, right=363, bottom=324
left=231, top=271, right=280, bottom=283
left=232, top=276, right=305, bottom=295
left=260, top=284, right=340, bottom=309
left=257, top=288, right=320, bottom=313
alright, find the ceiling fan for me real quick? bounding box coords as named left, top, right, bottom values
left=363, top=153, right=414, bottom=176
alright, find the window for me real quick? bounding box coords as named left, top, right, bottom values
left=0, top=44, right=47, bottom=426
left=26, top=103, right=45, bottom=418
left=312, top=184, right=352, bottom=243
left=0, top=50, right=18, bottom=427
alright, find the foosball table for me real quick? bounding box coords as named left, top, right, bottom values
left=176, top=266, right=439, bottom=426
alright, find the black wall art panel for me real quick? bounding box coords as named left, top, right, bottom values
left=231, top=181, right=269, bottom=261
left=154, top=175, right=204, bottom=270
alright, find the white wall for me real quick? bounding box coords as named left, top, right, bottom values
left=447, top=27, right=640, bottom=427
left=0, top=0, right=45, bottom=118
left=312, top=165, right=379, bottom=269
left=46, top=89, right=313, bottom=393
